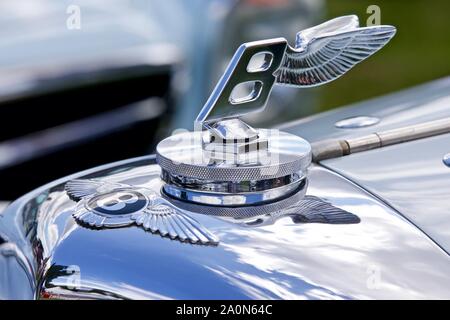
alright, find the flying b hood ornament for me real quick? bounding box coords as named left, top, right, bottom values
left=196, top=15, right=396, bottom=124
left=65, top=15, right=394, bottom=243
left=157, top=15, right=396, bottom=207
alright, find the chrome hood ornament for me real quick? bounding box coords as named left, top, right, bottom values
left=65, top=179, right=219, bottom=245
left=64, top=16, right=394, bottom=243
left=196, top=15, right=396, bottom=124
left=157, top=15, right=396, bottom=207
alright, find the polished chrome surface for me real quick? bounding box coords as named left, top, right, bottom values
left=279, top=77, right=450, bottom=143
left=2, top=155, right=450, bottom=299
left=444, top=153, right=450, bottom=167
left=322, top=133, right=450, bottom=255
left=279, top=76, right=450, bottom=256
left=3, top=76, right=450, bottom=299
left=206, top=118, right=259, bottom=142
left=156, top=129, right=312, bottom=182
left=162, top=175, right=304, bottom=206
left=203, top=119, right=267, bottom=157
left=334, top=116, right=380, bottom=129
left=161, top=168, right=305, bottom=206
left=161, top=170, right=302, bottom=193
left=195, top=38, right=287, bottom=125
left=166, top=179, right=307, bottom=218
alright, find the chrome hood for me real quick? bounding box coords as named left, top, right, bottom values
left=282, top=77, right=450, bottom=255
left=2, top=78, right=450, bottom=300
left=1, top=155, right=450, bottom=299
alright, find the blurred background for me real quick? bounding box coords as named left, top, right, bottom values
left=0, top=0, right=448, bottom=202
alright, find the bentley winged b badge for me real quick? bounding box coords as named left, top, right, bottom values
left=65, top=179, right=220, bottom=245
left=157, top=15, right=396, bottom=207
left=65, top=15, right=394, bottom=243
left=196, top=15, right=396, bottom=124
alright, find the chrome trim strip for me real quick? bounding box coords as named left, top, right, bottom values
left=312, top=117, right=450, bottom=162
left=162, top=175, right=305, bottom=206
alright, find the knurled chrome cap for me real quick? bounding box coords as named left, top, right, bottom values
left=156, top=129, right=311, bottom=182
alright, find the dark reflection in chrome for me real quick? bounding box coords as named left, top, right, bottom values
left=0, top=234, right=6, bottom=245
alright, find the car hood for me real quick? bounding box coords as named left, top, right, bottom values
left=1, top=155, right=450, bottom=299
left=282, top=76, right=450, bottom=255
left=1, top=78, right=450, bottom=300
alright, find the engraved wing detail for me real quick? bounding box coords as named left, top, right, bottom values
left=131, top=204, right=219, bottom=245
left=274, top=15, right=396, bottom=87
left=239, top=195, right=360, bottom=227
left=65, top=179, right=127, bottom=201
left=288, top=195, right=360, bottom=224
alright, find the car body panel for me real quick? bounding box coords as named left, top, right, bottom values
left=1, top=156, right=450, bottom=299
left=321, top=133, right=450, bottom=255
left=2, top=76, right=450, bottom=299
left=280, top=77, right=450, bottom=253
left=279, top=77, right=450, bottom=143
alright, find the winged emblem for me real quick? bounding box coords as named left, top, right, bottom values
left=274, top=15, right=396, bottom=87
left=65, top=179, right=219, bottom=245
left=196, top=15, right=396, bottom=125
left=285, top=195, right=360, bottom=224
left=233, top=195, right=360, bottom=227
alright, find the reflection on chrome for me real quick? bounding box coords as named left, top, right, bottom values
left=2, top=156, right=450, bottom=299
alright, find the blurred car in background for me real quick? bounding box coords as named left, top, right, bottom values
left=0, top=0, right=322, bottom=200
left=0, top=1, right=176, bottom=200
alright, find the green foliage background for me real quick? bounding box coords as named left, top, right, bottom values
left=318, top=0, right=450, bottom=111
